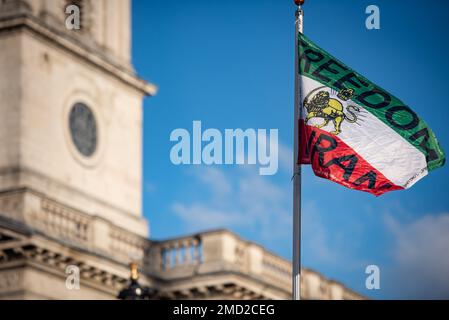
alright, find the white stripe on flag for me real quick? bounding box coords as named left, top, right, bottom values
left=300, top=75, right=428, bottom=188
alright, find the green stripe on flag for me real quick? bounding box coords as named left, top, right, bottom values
left=298, top=33, right=445, bottom=171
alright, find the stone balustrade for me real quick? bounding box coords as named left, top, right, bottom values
left=1, top=190, right=363, bottom=299
left=262, top=250, right=292, bottom=288
left=148, top=230, right=293, bottom=290
left=148, top=230, right=364, bottom=300
left=39, top=199, right=90, bottom=246
left=1, top=190, right=147, bottom=263
left=159, top=236, right=202, bottom=269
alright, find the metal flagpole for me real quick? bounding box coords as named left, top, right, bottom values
left=292, top=0, right=304, bottom=301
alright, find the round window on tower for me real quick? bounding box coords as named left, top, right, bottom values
left=69, top=102, right=97, bottom=157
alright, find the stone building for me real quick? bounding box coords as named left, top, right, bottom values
left=0, top=0, right=362, bottom=300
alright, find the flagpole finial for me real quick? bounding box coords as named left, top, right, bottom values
left=294, top=0, right=305, bottom=6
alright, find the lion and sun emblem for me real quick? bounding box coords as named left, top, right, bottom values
left=303, top=87, right=367, bottom=135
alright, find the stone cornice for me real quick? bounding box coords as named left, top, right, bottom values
left=0, top=232, right=129, bottom=296
left=0, top=166, right=146, bottom=224
left=0, top=214, right=365, bottom=300
left=0, top=12, right=157, bottom=96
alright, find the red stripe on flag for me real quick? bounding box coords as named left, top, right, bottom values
left=298, top=120, right=403, bottom=196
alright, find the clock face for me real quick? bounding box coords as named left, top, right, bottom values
left=69, top=103, right=97, bottom=157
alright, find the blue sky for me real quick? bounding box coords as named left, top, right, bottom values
left=133, top=0, right=449, bottom=299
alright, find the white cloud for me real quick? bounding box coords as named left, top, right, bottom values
left=277, top=141, right=293, bottom=174
left=194, top=167, right=232, bottom=204
left=172, top=203, right=244, bottom=231
left=168, top=158, right=449, bottom=299
left=383, top=213, right=449, bottom=299
left=171, top=161, right=364, bottom=268
left=301, top=201, right=366, bottom=272
left=171, top=165, right=291, bottom=242
left=302, top=202, right=337, bottom=263
left=144, top=181, right=157, bottom=194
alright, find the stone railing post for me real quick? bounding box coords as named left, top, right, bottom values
left=200, top=231, right=237, bottom=271
left=145, top=244, right=162, bottom=273
left=90, top=216, right=110, bottom=254
left=246, top=244, right=264, bottom=275
left=303, top=271, right=322, bottom=300
left=329, top=281, right=344, bottom=300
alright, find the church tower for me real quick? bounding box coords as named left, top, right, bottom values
left=0, top=0, right=156, bottom=299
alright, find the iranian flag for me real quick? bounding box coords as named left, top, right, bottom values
left=298, top=33, right=445, bottom=196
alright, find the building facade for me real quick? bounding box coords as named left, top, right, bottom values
left=0, top=0, right=362, bottom=300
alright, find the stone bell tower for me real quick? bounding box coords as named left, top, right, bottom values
left=0, top=0, right=156, bottom=299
